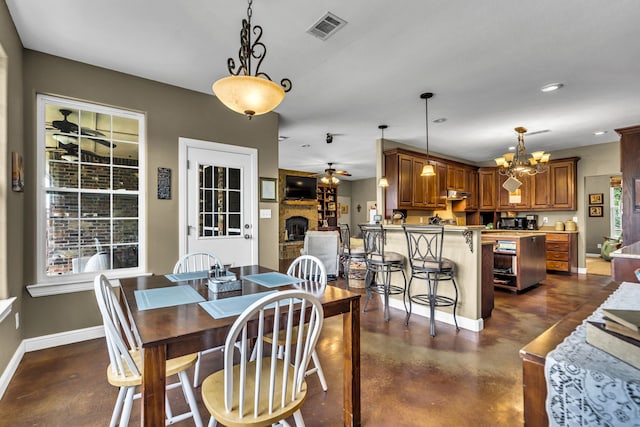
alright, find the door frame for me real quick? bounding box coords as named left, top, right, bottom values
left=178, top=137, right=259, bottom=262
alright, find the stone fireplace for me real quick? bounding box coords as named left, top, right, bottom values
left=285, top=216, right=309, bottom=241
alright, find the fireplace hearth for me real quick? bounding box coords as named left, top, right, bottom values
left=285, top=216, right=309, bottom=241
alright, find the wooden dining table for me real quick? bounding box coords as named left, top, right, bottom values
left=119, top=265, right=362, bottom=426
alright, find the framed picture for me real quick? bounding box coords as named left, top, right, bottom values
left=589, top=193, right=603, bottom=205
left=157, top=167, right=171, bottom=200
left=340, top=204, right=349, bottom=214
left=589, top=205, right=603, bottom=217
left=12, top=152, right=24, bottom=192
left=259, top=177, right=277, bottom=202
left=635, top=178, right=640, bottom=212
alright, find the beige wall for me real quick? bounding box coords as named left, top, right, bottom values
left=350, top=178, right=377, bottom=229
left=18, top=51, right=279, bottom=338
left=0, top=0, right=24, bottom=377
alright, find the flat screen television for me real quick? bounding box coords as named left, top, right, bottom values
left=284, top=175, right=317, bottom=200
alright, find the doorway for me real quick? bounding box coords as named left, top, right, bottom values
left=178, top=137, right=258, bottom=267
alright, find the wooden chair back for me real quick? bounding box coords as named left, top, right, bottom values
left=173, top=252, right=223, bottom=274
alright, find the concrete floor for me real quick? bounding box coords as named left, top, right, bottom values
left=0, top=272, right=614, bottom=426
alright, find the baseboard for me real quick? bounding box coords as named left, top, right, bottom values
left=23, top=325, right=104, bottom=352
left=0, top=340, right=25, bottom=400
left=0, top=325, right=104, bottom=400
left=385, top=296, right=484, bottom=332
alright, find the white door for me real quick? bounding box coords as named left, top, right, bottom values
left=179, top=137, right=258, bottom=267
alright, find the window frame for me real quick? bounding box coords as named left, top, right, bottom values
left=33, top=94, right=146, bottom=290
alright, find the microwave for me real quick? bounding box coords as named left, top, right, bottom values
left=498, top=217, right=526, bottom=229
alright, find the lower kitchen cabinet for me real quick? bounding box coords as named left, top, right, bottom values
left=545, top=232, right=577, bottom=273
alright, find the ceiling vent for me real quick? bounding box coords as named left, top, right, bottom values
left=306, top=12, right=347, bottom=41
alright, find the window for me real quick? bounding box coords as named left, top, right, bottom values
left=199, top=165, right=242, bottom=237
left=36, top=95, right=145, bottom=285
left=610, top=183, right=622, bottom=239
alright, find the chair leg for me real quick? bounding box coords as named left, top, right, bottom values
left=292, top=409, right=306, bottom=426
left=363, top=269, right=373, bottom=312
left=405, top=276, right=414, bottom=325
left=309, top=350, right=328, bottom=391
left=193, top=352, right=202, bottom=388
left=383, top=268, right=391, bottom=322
left=178, top=370, right=204, bottom=427
left=119, top=386, right=136, bottom=427
left=110, top=387, right=127, bottom=427
left=208, top=416, right=218, bottom=427
left=451, top=275, right=460, bottom=332
left=344, top=257, right=351, bottom=289
left=429, top=275, right=437, bottom=337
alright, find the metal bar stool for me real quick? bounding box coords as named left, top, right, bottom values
left=338, top=223, right=366, bottom=289
left=403, top=225, right=459, bottom=336
left=359, top=223, right=407, bottom=321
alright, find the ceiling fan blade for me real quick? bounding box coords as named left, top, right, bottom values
left=51, top=109, right=79, bottom=134
left=334, top=170, right=351, bottom=176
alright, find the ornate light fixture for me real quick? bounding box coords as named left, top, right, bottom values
left=212, top=0, right=292, bottom=119
left=495, top=127, right=550, bottom=178
left=420, top=92, right=435, bottom=176
left=378, top=124, right=389, bottom=187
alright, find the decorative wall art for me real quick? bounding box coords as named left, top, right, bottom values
left=589, top=205, right=603, bottom=217
left=259, top=177, right=277, bottom=202
left=157, top=167, right=171, bottom=200
left=12, top=152, right=24, bottom=192
left=589, top=193, right=603, bottom=205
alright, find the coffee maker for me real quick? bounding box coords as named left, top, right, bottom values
left=525, top=214, right=538, bottom=230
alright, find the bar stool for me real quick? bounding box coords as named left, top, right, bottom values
left=338, top=223, right=366, bottom=289
left=402, top=225, right=459, bottom=337
left=359, top=223, right=407, bottom=321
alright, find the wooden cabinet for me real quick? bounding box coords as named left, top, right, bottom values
left=412, top=157, right=428, bottom=207
left=531, top=158, right=578, bottom=211
left=483, top=234, right=547, bottom=293
left=447, top=165, right=465, bottom=191
left=498, top=174, right=531, bottom=210
left=317, top=184, right=337, bottom=227
left=478, top=168, right=497, bottom=210
left=465, top=167, right=479, bottom=210
left=545, top=232, right=577, bottom=273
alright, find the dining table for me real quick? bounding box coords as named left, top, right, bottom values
left=118, top=265, right=362, bottom=427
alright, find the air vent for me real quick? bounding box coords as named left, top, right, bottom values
left=306, top=12, right=347, bottom=41
left=526, top=129, right=551, bottom=136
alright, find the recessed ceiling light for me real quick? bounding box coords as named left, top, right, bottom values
left=278, top=136, right=289, bottom=141
left=541, top=83, right=564, bottom=92
left=508, top=146, right=516, bottom=151
left=433, top=117, right=447, bottom=123
left=301, top=144, right=311, bottom=148
left=593, top=130, right=608, bottom=136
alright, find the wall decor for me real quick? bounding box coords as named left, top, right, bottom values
left=12, top=152, right=24, bottom=192
left=259, top=177, right=277, bottom=202
left=635, top=178, right=640, bottom=212
left=589, top=205, right=603, bottom=217
left=340, top=204, right=349, bottom=214
left=157, top=167, right=171, bottom=200
left=589, top=193, right=603, bottom=205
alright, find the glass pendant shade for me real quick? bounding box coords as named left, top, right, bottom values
left=213, top=75, right=285, bottom=117
left=421, top=163, right=435, bottom=176
left=378, top=177, right=389, bottom=187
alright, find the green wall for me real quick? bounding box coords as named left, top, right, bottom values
left=0, top=0, right=24, bottom=377
left=19, top=51, right=280, bottom=339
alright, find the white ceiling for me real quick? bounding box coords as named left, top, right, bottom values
left=6, top=0, right=640, bottom=180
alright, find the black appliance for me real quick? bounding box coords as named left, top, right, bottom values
left=525, top=214, right=538, bottom=230
left=497, top=217, right=527, bottom=230
left=284, top=175, right=317, bottom=200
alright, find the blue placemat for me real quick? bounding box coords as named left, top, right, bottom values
left=199, top=291, right=278, bottom=319
left=243, top=272, right=304, bottom=288
left=165, top=271, right=209, bottom=282
left=134, top=285, right=206, bottom=310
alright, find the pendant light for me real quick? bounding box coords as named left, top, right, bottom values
left=378, top=124, right=389, bottom=187
left=420, top=92, right=436, bottom=176
left=212, top=0, right=292, bottom=119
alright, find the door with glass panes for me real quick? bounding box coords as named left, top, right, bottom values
left=183, top=139, right=257, bottom=267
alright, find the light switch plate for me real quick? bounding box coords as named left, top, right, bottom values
left=260, top=209, right=271, bottom=219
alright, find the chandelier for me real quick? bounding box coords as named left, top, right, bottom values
left=494, top=127, right=550, bottom=178
left=212, top=0, right=292, bottom=119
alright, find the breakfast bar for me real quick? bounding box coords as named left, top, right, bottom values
left=378, top=224, right=487, bottom=331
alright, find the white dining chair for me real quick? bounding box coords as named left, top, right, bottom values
left=93, top=274, right=203, bottom=427
left=173, top=252, right=226, bottom=388
left=201, top=290, right=324, bottom=427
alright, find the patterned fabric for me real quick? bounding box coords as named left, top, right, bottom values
left=545, top=282, right=640, bottom=426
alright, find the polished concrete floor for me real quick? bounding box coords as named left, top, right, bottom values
left=0, top=272, right=615, bottom=426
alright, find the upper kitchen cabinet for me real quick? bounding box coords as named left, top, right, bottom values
left=465, top=167, right=479, bottom=210
left=447, top=165, right=465, bottom=191
left=498, top=174, right=532, bottom=210
left=531, top=158, right=578, bottom=211
left=478, top=168, right=497, bottom=211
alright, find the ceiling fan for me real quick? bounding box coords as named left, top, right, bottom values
left=317, top=162, right=351, bottom=185
left=49, top=109, right=116, bottom=149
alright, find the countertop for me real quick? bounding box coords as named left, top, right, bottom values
left=482, top=228, right=579, bottom=234
left=381, top=224, right=486, bottom=232
left=481, top=232, right=543, bottom=239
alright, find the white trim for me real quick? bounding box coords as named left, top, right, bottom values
left=0, top=325, right=104, bottom=399
left=577, top=266, right=588, bottom=275
left=178, top=137, right=259, bottom=262
left=0, top=340, right=25, bottom=400
left=26, top=272, right=152, bottom=297
left=385, top=296, right=484, bottom=332
left=23, top=325, right=105, bottom=352
left=0, top=297, right=16, bottom=323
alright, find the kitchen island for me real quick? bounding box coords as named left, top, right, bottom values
left=377, top=224, right=487, bottom=331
